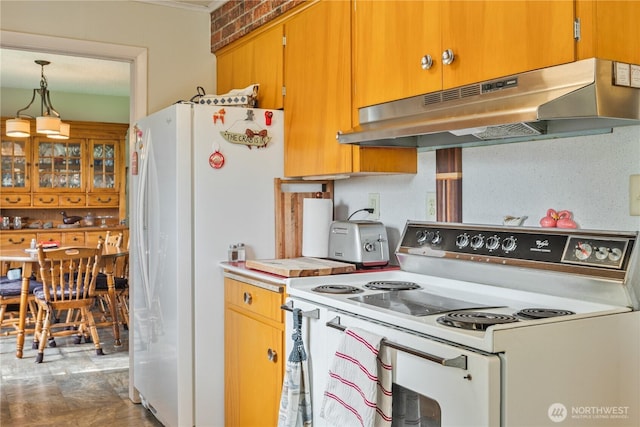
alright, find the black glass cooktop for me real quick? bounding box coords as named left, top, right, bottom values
left=348, top=290, right=494, bottom=317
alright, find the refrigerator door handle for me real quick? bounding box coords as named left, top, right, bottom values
left=136, top=129, right=152, bottom=306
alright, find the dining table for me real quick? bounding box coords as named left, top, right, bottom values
left=0, top=244, right=128, bottom=358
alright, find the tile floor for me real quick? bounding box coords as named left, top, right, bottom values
left=0, top=324, right=163, bottom=426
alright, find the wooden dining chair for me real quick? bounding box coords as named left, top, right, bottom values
left=0, top=262, right=42, bottom=337
left=94, top=232, right=129, bottom=343
left=33, top=242, right=104, bottom=363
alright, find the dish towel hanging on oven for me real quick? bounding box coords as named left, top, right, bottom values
left=320, top=327, right=393, bottom=427
left=278, top=308, right=312, bottom=427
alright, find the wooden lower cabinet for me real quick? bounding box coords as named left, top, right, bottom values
left=0, top=227, right=126, bottom=250
left=224, top=276, right=284, bottom=427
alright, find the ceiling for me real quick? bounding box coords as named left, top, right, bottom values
left=0, top=0, right=226, bottom=98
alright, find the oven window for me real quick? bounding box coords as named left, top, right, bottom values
left=392, top=383, right=441, bottom=426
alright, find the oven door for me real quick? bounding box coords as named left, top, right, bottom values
left=323, top=310, right=502, bottom=427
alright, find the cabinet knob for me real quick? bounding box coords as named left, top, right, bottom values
left=243, top=292, right=252, bottom=304
left=267, top=348, right=277, bottom=362
left=421, top=54, right=433, bottom=70
left=442, top=49, right=455, bottom=65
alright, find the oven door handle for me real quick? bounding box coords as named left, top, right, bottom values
left=281, top=301, right=320, bottom=319
left=326, top=316, right=468, bottom=371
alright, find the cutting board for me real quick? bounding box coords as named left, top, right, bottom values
left=245, top=257, right=356, bottom=277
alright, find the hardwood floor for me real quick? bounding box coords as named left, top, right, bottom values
left=0, top=324, right=162, bottom=426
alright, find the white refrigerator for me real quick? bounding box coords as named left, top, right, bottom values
left=130, top=103, right=284, bottom=426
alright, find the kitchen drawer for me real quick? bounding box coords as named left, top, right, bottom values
left=0, top=194, right=31, bottom=208
left=87, top=193, right=118, bottom=207
left=225, top=277, right=284, bottom=323
left=0, top=232, right=37, bottom=248
left=33, top=193, right=59, bottom=207
left=85, top=231, right=110, bottom=247
left=59, top=194, right=87, bottom=207
left=62, top=232, right=85, bottom=246
left=37, top=232, right=62, bottom=244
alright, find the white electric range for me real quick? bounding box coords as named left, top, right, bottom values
left=284, top=222, right=640, bottom=427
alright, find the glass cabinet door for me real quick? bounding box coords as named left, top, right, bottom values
left=1, top=138, right=31, bottom=191
left=34, top=138, right=84, bottom=191
left=89, top=139, right=119, bottom=192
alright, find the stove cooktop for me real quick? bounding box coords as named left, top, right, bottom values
left=349, top=290, right=495, bottom=317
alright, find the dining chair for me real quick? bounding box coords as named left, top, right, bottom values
left=0, top=262, right=42, bottom=337
left=33, top=242, right=104, bottom=363
left=93, top=233, right=130, bottom=346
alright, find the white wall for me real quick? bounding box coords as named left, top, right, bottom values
left=0, top=0, right=216, bottom=115
left=335, top=126, right=640, bottom=261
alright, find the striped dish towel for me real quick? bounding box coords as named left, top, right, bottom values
left=320, top=327, right=393, bottom=427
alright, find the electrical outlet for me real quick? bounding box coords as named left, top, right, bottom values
left=426, top=192, right=437, bottom=221
left=630, top=174, right=640, bottom=216
left=368, top=193, right=380, bottom=220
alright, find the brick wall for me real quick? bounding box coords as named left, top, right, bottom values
left=210, top=0, right=307, bottom=53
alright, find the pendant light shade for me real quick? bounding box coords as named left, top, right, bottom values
left=36, top=116, right=61, bottom=135
left=48, top=122, right=70, bottom=139
left=5, top=118, right=31, bottom=137
left=4, top=60, right=69, bottom=138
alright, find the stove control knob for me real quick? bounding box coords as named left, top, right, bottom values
left=455, top=233, right=469, bottom=248
left=609, top=247, right=623, bottom=262
left=502, top=236, right=517, bottom=252
left=595, top=246, right=609, bottom=260
left=470, top=234, right=484, bottom=249
left=486, top=235, right=500, bottom=251
left=431, top=231, right=442, bottom=245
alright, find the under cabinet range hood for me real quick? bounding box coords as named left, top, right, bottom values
left=337, top=58, right=640, bottom=149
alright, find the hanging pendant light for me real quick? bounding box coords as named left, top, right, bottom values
left=48, top=122, right=70, bottom=140
left=5, top=60, right=69, bottom=138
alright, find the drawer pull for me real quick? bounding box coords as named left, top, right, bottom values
left=267, top=348, right=277, bottom=362
left=66, top=197, right=83, bottom=203
left=8, top=238, right=25, bottom=245
left=39, top=197, right=55, bottom=204
left=243, top=292, right=252, bottom=305
left=4, top=197, right=22, bottom=204
left=97, top=197, right=112, bottom=203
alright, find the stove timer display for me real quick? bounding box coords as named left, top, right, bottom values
left=562, top=236, right=629, bottom=269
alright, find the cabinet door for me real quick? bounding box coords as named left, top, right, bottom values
left=224, top=308, right=283, bottom=427
left=217, top=24, right=284, bottom=109
left=88, top=139, right=120, bottom=193
left=284, top=0, right=354, bottom=177
left=577, top=0, right=640, bottom=64
left=33, top=138, right=85, bottom=192
left=441, top=1, right=575, bottom=89
left=1, top=137, right=31, bottom=193
left=354, top=0, right=442, bottom=108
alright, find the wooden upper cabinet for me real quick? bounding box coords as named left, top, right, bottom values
left=354, top=0, right=576, bottom=107
left=576, top=0, right=640, bottom=64
left=1, top=137, right=31, bottom=194
left=441, top=1, right=575, bottom=89
left=88, top=139, right=120, bottom=193
left=354, top=0, right=442, bottom=108
left=33, top=138, right=85, bottom=193
left=216, top=24, right=285, bottom=110
left=284, top=0, right=354, bottom=177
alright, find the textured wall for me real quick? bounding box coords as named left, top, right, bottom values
left=211, top=0, right=306, bottom=52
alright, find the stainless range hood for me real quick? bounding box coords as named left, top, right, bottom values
left=337, top=58, right=640, bottom=149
